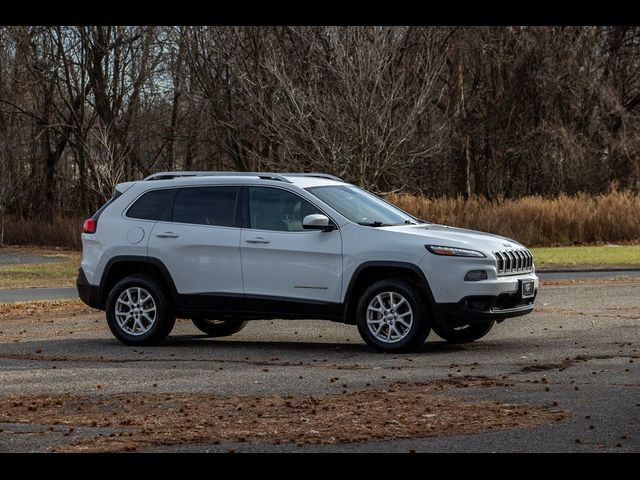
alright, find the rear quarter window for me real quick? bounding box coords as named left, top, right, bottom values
left=126, top=189, right=174, bottom=221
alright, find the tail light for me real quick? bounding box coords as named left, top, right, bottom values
left=82, top=218, right=97, bottom=234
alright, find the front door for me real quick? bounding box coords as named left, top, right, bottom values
left=240, top=186, right=343, bottom=311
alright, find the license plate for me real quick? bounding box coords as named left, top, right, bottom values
left=521, top=280, right=535, bottom=299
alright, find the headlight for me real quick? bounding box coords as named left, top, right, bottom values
left=425, top=245, right=486, bottom=258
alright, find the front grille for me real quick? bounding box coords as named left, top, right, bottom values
left=494, top=249, right=533, bottom=275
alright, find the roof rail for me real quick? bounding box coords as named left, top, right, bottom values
left=143, top=171, right=292, bottom=183
left=280, top=173, right=344, bottom=182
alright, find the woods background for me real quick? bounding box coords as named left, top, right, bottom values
left=1, top=26, right=639, bottom=247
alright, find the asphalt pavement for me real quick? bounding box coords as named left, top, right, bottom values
left=0, top=278, right=638, bottom=452
left=0, top=287, right=78, bottom=303
left=537, top=270, right=640, bottom=280
left=0, top=251, right=66, bottom=265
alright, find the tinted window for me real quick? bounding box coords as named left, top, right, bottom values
left=248, top=187, right=321, bottom=232
left=127, top=189, right=173, bottom=221
left=172, top=187, right=239, bottom=227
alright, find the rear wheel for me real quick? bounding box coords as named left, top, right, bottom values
left=106, top=275, right=175, bottom=346
left=355, top=278, right=430, bottom=353
left=432, top=320, right=495, bottom=344
left=191, top=318, right=248, bottom=337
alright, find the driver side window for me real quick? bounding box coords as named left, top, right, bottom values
left=248, top=187, right=321, bottom=232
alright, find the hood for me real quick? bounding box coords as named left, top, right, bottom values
left=381, top=223, right=525, bottom=253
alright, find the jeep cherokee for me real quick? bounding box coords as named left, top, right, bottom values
left=77, top=171, right=538, bottom=352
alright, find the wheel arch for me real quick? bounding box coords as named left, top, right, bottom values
left=342, top=261, right=436, bottom=325
left=99, top=256, right=178, bottom=310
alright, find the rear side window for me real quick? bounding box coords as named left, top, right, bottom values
left=127, top=189, right=173, bottom=221
left=172, top=187, right=239, bottom=227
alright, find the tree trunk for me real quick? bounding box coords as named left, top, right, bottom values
left=465, top=136, right=472, bottom=199
left=166, top=89, right=180, bottom=171
left=0, top=205, right=5, bottom=247
left=77, top=138, right=88, bottom=215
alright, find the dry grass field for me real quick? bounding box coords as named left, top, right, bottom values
left=388, top=190, right=640, bottom=247
left=1, top=190, right=638, bottom=250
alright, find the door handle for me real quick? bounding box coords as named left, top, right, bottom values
left=156, top=232, right=180, bottom=238
left=246, top=237, right=270, bottom=244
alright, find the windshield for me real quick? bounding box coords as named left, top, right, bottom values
left=306, top=185, right=424, bottom=226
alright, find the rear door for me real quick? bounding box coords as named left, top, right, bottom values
left=240, top=186, right=343, bottom=305
left=147, top=186, right=243, bottom=299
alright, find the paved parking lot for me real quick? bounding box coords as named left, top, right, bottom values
left=0, top=278, right=638, bottom=452
left=0, top=251, right=66, bottom=266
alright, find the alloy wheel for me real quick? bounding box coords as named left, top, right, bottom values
left=115, top=287, right=157, bottom=336
left=366, top=291, right=413, bottom=343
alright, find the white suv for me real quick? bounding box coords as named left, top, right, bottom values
left=77, top=172, right=538, bottom=352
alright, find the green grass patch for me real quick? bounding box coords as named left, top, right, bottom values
left=0, top=252, right=80, bottom=289
left=531, top=245, right=640, bottom=268
left=0, top=246, right=638, bottom=288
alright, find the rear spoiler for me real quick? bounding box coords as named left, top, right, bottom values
left=115, top=181, right=137, bottom=194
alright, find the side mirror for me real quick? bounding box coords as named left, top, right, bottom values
left=303, top=214, right=335, bottom=231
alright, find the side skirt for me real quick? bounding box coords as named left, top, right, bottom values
left=176, top=293, right=345, bottom=321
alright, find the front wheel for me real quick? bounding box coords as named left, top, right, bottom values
left=431, top=320, right=495, bottom=344
left=355, top=278, right=430, bottom=353
left=191, top=318, right=248, bottom=337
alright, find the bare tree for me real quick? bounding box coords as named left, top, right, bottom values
left=199, top=26, right=454, bottom=192
left=0, top=25, right=639, bottom=223
left=85, top=120, right=128, bottom=201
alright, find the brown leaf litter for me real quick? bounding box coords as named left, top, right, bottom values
left=0, top=299, right=96, bottom=321
left=0, top=377, right=567, bottom=452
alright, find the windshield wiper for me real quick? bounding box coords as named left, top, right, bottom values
left=357, top=221, right=387, bottom=227
left=358, top=220, right=419, bottom=227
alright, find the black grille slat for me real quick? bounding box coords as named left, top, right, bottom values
left=494, top=248, right=534, bottom=276
left=496, top=252, right=504, bottom=273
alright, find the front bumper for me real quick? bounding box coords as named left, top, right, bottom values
left=433, top=289, right=537, bottom=328
left=76, top=268, right=103, bottom=309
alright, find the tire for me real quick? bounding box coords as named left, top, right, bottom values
left=355, top=278, right=430, bottom=353
left=431, top=320, right=495, bottom=344
left=106, top=274, right=175, bottom=346
left=191, top=318, right=248, bottom=337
